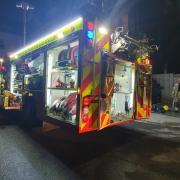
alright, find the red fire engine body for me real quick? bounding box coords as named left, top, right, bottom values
left=9, top=16, right=153, bottom=133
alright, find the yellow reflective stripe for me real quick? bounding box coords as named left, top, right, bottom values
left=102, top=114, right=110, bottom=128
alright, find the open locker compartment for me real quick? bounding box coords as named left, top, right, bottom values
left=111, top=60, right=135, bottom=122
left=9, top=53, right=45, bottom=111
left=10, top=64, right=23, bottom=96
left=45, top=39, right=79, bottom=125
left=23, top=53, right=44, bottom=92
left=99, top=55, right=135, bottom=129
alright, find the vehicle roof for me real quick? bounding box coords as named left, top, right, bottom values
left=9, top=17, right=83, bottom=61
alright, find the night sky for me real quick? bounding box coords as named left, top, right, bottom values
left=0, top=0, right=179, bottom=73
left=0, top=0, right=88, bottom=38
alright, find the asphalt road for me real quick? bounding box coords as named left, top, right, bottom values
left=31, top=113, right=180, bottom=180
left=0, top=113, right=180, bottom=180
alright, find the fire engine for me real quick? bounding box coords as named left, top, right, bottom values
left=8, top=15, right=154, bottom=133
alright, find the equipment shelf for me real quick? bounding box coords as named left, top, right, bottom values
left=52, top=66, right=77, bottom=71
left=48, top=87, right=76, bottom=91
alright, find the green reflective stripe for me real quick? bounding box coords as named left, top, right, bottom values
left=11, top=18, right=83, bottom=60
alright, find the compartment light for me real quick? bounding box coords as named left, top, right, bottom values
left=0, top=58, right=4, bottom=62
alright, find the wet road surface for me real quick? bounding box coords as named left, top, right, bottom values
left=0, top=113, right=180, bottom=180
left=0, top=125, right=79, bottom=180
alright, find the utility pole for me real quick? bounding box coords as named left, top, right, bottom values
left=16, top=2, right=34, bottom=46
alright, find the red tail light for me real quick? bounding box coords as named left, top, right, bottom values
left=87, top=22, right=94, bottom=30
left=83, top=97, right=91, bottom=106
left=82, top=114, right=89, bottom=122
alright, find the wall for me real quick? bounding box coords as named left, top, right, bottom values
left=153, top=74, right=180, bottom=103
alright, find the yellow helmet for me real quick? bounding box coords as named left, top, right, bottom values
left=162, top=105, right=169, bottom=111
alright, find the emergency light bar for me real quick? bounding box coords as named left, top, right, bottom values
left=86, top=21, right=94, bottom=47
left=9, top=17, right=83, bottom=60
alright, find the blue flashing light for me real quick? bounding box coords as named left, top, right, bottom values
left=87, top=31, right=94, bottom=39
